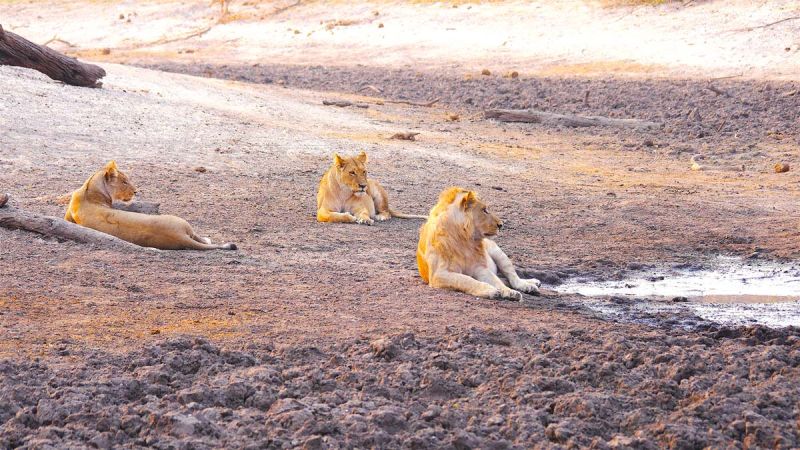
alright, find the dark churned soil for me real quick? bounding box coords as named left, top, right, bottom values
left=2, top=326, right=800, bottom=449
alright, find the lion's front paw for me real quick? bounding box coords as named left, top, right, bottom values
left=513, top=278, right=541, bottom=294
left=500, top=288, right=523, bottom=301
left=376, top=212, right=391, bottom=222
left=355, top=215, right=374, bottom=225
left=475, top=286, right=501, bottom=299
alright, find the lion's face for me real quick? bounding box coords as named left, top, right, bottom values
left=465, top=194, right=503, bottom=238
left=103, top=162, right=137, bottom=202
left=333, top=151, right=369, bottom=194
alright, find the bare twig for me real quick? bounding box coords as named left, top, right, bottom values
left=42, top=36, right=76, bottom=48
left=715, top=119, right=727, bottom=133
left=710, top=74, right=743, bottom=81
left=730, top=16, right=800, bottom=32
left=358, top=85, right=382, bottom=94
left=384, top=98, right=439, bottom=107
left=705, top=84, right=729, bottom=97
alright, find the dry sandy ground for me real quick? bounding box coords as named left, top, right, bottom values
left=3, top=0, right=800, bottom=79
left=2, top=0, right=800, bottom=448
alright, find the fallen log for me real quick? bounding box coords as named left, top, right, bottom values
left=112, top=200, right=160, bottom=215
left=389, top=132, right=420, bottom=141
left=0, top=199, right=141, bottom=250
left=0, top=24, right=106, bottom=87
left=322, top=99, right=369, bottom=108
left=484, top=109, right=661, bottom=130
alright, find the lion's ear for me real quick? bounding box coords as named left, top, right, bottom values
left=333, top=153, right=345, bottom=168
left=460, top=191, right=477, bottom=210
left=357, top=151, right=368, bottom=164
left=104, top=160, right=118, bottom=180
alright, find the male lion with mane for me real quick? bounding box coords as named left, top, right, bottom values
left=417, top=187, right=540, bottom=300
left=65, top=161, right=237, bottom=250
left=316, top=151, right=425, bottom=225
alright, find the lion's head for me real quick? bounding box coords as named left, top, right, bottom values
left=436, top=187, right=503, bottom=240
left=333, top=151, right=369, bottom=194
left=101, top=161, right=137, bottom=202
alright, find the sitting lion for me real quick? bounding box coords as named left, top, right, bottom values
left=416, top=187, right=540, bottom=300
left=316, top=151, right=425, bottom=225
left=65, top=161, right=237, bottom=250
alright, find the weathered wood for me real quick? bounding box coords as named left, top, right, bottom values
left=0, top=203, right=140, bottom=250
left=389, top=132, right=420, bottom=141
left=112, top=200, right=160, bottom=215
left=322, top=99, right=369, bottom=108
left=0, top=24, right=106, bottom=87
left=484, top=109, right=661, bottom=130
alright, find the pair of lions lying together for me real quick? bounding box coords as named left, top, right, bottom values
left=317, top=151, right=541, bottom=300
left=65, top=154, right=539, bottom=300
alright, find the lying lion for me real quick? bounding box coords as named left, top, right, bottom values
left=65, top=161, right=237, bottom=250
left=316, top=151, right=425, bottom=225
left=417, top=187, right=540, bottom=300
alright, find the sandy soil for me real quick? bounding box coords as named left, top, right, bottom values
left=3, top=0, right=800, bottom=79
left=2, top=0, right=800, bottom=447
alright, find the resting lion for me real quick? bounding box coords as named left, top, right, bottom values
left=65, top=161, right=237, bottom=250
left=416, top=187, right=540, bottom=300
left=316, top=151, right=426, bottom=225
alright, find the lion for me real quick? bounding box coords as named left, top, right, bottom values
left=65, top=161, right=237, bottom=251
left=316, top=151, right=426, bottom=225
left=416, top=187, right=540, bottom=300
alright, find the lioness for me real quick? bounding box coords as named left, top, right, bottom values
left=316, top=151, right=425, bottom=225
left=65, top=161, right=237, bottom=250
left=417, top=187, right=540, bottom=300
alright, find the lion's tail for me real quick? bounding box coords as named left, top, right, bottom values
left=388, top=208, right=427, bottom=220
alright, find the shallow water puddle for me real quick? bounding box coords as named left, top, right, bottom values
left=555, top=257, right=800, bottom=328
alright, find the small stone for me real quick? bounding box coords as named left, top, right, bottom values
left=446, top=113, right=460, bottom=121
left=101, top=48, right=111, bottom=55
left=378, top=23, right=384, bottom=28
left=672, top=296, right=689, bottom=303
left=774, top=162, right=790, bottom=173
left=150, top=329, right=161, bottom=335
left=643, top=139, right=654, bottom=147
left=481, top=69, right=491, bottom=76
left=194, top=166, right=207, bottom=173
left=0, top=193, right=8, bottom=208
left=504, top=71, right=519, bottom=79
left=370, top=337, right=399, bottom=360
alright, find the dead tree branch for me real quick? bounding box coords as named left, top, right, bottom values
left=0, top=199, right=141, bottom=250
left=0, top=24, right=106, bottom=87
left=484, top=109, right=661, bottom=130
